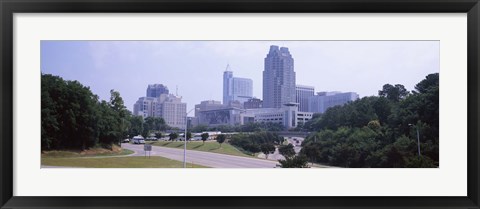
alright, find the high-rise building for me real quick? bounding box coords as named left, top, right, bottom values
left=133, top=94, right=187, bottom=129
left=223, top=69, right=233, bottom=104
left=146, top=84, right=169, bottom=98
left=156, top=94, right=187, bottom=129
left=133, top=97, right=159, bottom=118
left=308, top=91, right=359, bottom=113
left=223, top=65, right=253, bottom=106
left=296, top=85, right=314, bottom=112
left=263, top=45, right=296, bottom=108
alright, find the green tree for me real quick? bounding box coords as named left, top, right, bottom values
left=246, top=143, right=261, bottom=154
left=107, top=89, right=129, bottom=145
left=41, top=74, right=144, bottom=151
left=379, top=84, right=409, bottom=102
left=367, top=120, right=381, bottom=130
left=169, top=133, right=178, bottom=141
left=129, top=116, right=144, bottom=137
left=278, top=155, right=310, bottom=168
left=229, top=132, right=283, bottom=154
left=41, top=74, right=97, bottom=150
left=278, top=144, right=296, bottom=158
left=155, top=132, right=163, bottom=139
left=240, top=122, right=262, bottom=132
left=143, top=117, right=168, bottom=137
left=302, top=143, right=321, bottom=165
left=260, top=143, right=275, bottom=159
left=414, top=73, right=439, bottom=94
left=97, top=100, right=121, bottom=147
left=186, top=131, right=192, bottom=141
left=192, top=124, right=209, bottom=133
left=201, top=133, right=209, bottom=145
left=216, top=134, right=226, bottom=147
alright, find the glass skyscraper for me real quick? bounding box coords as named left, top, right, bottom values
left=308, top=91, right=359, bottom=113
left=296, top=85, right=315, bottom=112
left=223, top=65, right=253, bottom=106
left=263, top=45, right=296, bottom=108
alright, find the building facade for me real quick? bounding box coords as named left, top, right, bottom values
left=244, top=98, right=263, bottom=109
left=249, top=103, right=313, bottom=129
left=223, top=65, right=253, bottom=106
left=263, top=45, right=296, bottom=108
left=194, top=100, right=225, bottom=117
left=156, top=94, right=187, bottom=129
left=308, top=91, right=359, bottom=113
left=195, top=102, right=313, bottom=130
left=133, top=94, right=187, bottom=129
left=133, top=97, right=159, bottom=118
left=296, top=85, right=315, bottom=112
left=146, top=84, right=169, bottom=97
left=197, top=107, right=245, bottom=127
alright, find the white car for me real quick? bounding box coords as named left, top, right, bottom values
left=122, top=138, right=130, bottom=143
left=132, top=136, right=145, bottom=144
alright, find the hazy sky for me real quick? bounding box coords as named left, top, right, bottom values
left=41, top=41, right=439, bottom=116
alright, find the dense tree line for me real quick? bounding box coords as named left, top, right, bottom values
left=191, top=122, right=285, bottom=133
left=301, top=73, right=439, bottom=168
left=42, top=74, right=129, bottom=150
left=229, top=132, right=283, bottom=155
left=41, top=74, right=169, bottom=151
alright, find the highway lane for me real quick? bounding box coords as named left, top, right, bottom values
left=122, top=143, right=278, bottom=168
left=260, top=137, right=305, bottom=160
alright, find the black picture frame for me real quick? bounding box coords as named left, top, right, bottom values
left=1, top=0, right=479, bottom=208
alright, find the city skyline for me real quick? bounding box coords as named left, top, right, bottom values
left=41, top=41, right=440, bottom=116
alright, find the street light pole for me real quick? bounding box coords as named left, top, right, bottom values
left=408, top=124, right=421, bottom=157
left=184, top=108, right=196, bottom=168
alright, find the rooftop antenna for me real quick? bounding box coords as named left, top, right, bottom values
left=176, top=85, right=178, bottom=96
left=226, top=63, right=231, bottom=72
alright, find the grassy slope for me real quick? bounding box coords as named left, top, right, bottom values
left=148, top=141, right=253, bottom=158
left=41, top=156, right=208, bottom=168
left=42, top=148, right=134, bottom=158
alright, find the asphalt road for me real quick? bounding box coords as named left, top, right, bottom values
left=122, top=143, right=278, bottom=168
left=259, top=137, right=305, bottom=161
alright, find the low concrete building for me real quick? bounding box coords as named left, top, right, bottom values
left=195, top=102, right=313, bottom=130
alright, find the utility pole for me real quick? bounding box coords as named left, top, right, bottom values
left=184, top=108, right=196, bottom=168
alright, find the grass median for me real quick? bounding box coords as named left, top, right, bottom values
left=42, top=145, right=134, bottom=158
left=148, top=141, right=253, bottom=158
left=41, top=156, right=208, bottom=168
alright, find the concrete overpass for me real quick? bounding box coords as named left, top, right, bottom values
left=273, top=131, right=311, bottom=138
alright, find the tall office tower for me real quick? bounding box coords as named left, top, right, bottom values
left=263, top=45, right=296, bottom=108
left=223, top=65, right=253, bottom=106
left=146, top=84, right=169, bottom=97
left=296, top=85, right=315, bottom=112
left=223, top=67, right=234, bottom=105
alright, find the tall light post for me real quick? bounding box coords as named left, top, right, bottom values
left=184, top=108, right=196, bottom=168
left=408, top=123, right=421, bottom=157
